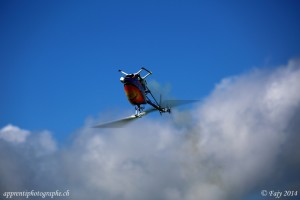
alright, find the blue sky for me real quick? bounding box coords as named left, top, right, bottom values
left=1, top=1, right=300, bottom=199
left=1, top=0, right=300, bottom=142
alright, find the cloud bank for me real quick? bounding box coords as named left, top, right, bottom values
left=1, top=59, right=300, bottom=200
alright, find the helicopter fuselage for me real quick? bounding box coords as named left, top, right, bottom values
left=123, top=74, right=147, bottom=106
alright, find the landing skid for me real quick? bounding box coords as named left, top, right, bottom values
left=135, top=105, right=145, bottom=116
left=134, top=111, right=146, bottom=118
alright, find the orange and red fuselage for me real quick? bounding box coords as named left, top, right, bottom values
left=123, top=74, right=147, bottom=106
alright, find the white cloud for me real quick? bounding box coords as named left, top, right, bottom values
left=28, top=130, right=58, bottom=157
left=0, top=124, right=30, bottom=143
left=1, top=59, right=300, bottom=200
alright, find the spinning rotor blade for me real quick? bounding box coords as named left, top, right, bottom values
left=93, top=115, right=137, bottom=128
left=161, top=100, right=199, bottom=108
left=93, top=108, right=156, bottom=128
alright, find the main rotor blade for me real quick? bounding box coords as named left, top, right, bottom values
left=93, top=115, right=138, bottom=128
left=161, top=100, right=199, bottom=108
left=93, top=108, right=156, bottom=128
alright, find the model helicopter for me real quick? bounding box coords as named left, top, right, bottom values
left=94, top=67, right=195, bottom=128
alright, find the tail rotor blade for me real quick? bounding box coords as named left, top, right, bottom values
left=159, top=94, right=162, bottom=106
